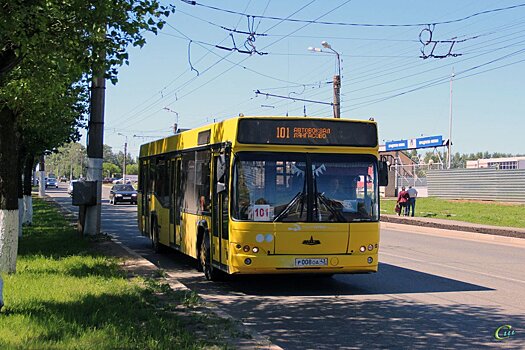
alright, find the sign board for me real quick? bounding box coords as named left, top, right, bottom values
left=237, top=119, right=378, bottom=147
left=416, top=135, right=443, bottom=149
left=384, top=135, right=444, bottom=151
left=385, top=140, right=409, bottom=151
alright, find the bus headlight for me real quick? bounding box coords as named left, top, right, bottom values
left=368, top=244, right=374, bottom=251
left=243, top=245, right=250, bottom=252
left=252, top=247, right=259, bottom=253
left=244, top=258, right=252, bottom=265
left=359, top=246, right=366, bottom=252
left=367, top=257, right=374, bottom=264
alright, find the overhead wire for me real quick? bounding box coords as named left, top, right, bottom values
left=182, top=1, right=525, bottom=27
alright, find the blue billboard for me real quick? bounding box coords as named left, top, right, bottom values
left=384, top=135, right=444, bottom=151
left=416, top=135, right=443, bottom=149
left=385, top=140, right=409, bottom=151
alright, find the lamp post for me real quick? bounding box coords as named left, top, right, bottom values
left=117, top=133, right=128, bottom=183
left=308, top=41, right=341, bottom=118
left=163, top=107, right=179, bottom=134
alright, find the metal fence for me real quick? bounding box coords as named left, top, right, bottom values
left=427, top=168, right=525, bottom=203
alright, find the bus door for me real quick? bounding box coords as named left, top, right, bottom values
left=172, top=157, right=182, bottom=248
left=212, top=150, right=230, bottom=270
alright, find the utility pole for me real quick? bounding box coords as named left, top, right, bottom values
left=84, top=71, right=105, bottom=235
left=447, top=68, right=454, bottom=169
left=118, top=133, right=128, bottom=183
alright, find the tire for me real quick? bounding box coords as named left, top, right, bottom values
left=151, top=217, right=163, bottom=253
left=199, top=232, right=222, bottom=281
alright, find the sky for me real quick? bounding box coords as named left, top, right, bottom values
left=99, top=0, right=525, bottom=158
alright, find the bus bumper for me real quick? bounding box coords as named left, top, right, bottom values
left=228, top=252, right=378, bottom=275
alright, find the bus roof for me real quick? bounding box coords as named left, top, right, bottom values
left=139, top=116, right=378, bottom=158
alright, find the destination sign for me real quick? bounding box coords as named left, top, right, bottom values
left=237, top=119, right=377, bottom=147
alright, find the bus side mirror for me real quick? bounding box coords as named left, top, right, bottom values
left=216, top=154, right=226, bottom=181
left=216, top=182, right=226, bottom=193
left=378, top=161, right=389, bottom=186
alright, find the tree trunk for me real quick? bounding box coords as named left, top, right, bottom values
left=17, top=146, right=24, bottom=238
left=23, top=154, right=35, bottom=225
left=0, top=106, right=20, bottom=273
left=0, top=275, right=3, bottom=310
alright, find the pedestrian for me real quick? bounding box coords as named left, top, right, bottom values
left=407, top=185, right=418, bottom=217
left=397, top=186, right=410, bottom=216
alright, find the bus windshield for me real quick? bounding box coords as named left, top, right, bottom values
left=232, top=152, right=379, bottom=223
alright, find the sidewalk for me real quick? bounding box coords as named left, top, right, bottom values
left=381, top=213, right=525, bottom=239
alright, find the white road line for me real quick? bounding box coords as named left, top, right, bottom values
left=381, top=251, right=525, bottom=285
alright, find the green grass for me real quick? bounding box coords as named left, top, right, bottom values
left=0, top=199, right=226, bottom=349
left=381, top=197, right=525, bottom=228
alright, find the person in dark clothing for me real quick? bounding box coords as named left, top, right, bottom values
left=397, top=186, right=410, bottom=216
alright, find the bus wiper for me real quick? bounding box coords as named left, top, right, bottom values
left=273, top=191, right=305, bottom=222
left=317, top=193, right=346, bottom=222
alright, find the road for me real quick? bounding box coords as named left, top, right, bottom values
left=46, top=183, right=525, bottom=349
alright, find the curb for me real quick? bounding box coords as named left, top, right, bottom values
left=42, top=195, right=280, bottom=349
left=381, top=215, right=525, bottom=239
left=108, top=235, right=281, bottom=350
left=381, top=221, right=525, bottom=247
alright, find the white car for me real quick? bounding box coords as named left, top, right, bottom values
left=112, top=178, right=131, bottom=184
left=67, top=180, right=79, bottom=195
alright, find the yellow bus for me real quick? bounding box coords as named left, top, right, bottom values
left=138, top=116, right=388, bottom=280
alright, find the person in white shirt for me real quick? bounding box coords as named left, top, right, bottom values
left=407, top=186, right=418, bottom=217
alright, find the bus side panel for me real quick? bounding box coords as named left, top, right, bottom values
left=157, top=205, right=171, bottom=247
left=181, top=212, right=198, bottom=259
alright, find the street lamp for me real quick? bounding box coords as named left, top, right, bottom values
left=308, top=41, right=341, bottom=118
left=117, top=133, right=128, bottom=183
left=163, top=107, right=179, bottom=134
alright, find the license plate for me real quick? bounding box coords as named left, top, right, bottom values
left=294, top=258, right=328, bottom=267
left=123, top=196, right=131, bottom=199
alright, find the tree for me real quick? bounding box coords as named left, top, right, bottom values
left=0, top=1, right=174, bottom=278
left=126, top=163, right=138, bottom=175
left=103, top=162, right=121, bottom=178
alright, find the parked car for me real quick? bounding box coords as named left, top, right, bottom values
left=103, top=177, right=115, bottom=184
left=45, top=177, right=58, bottom=189
left=109, top=184, right=138, bottom=205
left=112, top=178, right=131, bottom=184
left=59, top=176, right=68, bottom=182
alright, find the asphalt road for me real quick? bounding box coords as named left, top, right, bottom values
left=45, top=183, right=525, bottom=349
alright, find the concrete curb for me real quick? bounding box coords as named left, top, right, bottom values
left=40, top=195, right=280, bottom=349
left=381, top=221, right=525, bottom=247
left=381, top=214, right=525, bottom=239
left=108, top=235, right=281, bottom=350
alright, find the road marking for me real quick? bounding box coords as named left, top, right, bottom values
left=381, top=251, right=525, bottom=285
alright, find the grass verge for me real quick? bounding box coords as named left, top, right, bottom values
left=0, top=198, right=236, bottom=349
left=381, top=197, right=525, bottom=228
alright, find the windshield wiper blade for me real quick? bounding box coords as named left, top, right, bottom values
left=273, top=191, right=304, bottom=222
left=317, top=193, right=346, bottom=222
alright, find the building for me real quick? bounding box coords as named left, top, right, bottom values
left=466, top=157, right=525, bottom=170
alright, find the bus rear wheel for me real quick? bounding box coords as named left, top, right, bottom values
left=200, top=232, right=222, bottom=281
left=151, top=218, right=163, bottom=253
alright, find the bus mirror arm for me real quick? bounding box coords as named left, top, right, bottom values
left=378, top=161, right=389, bottom=187
left=216, top=182, right=226, bottom=193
